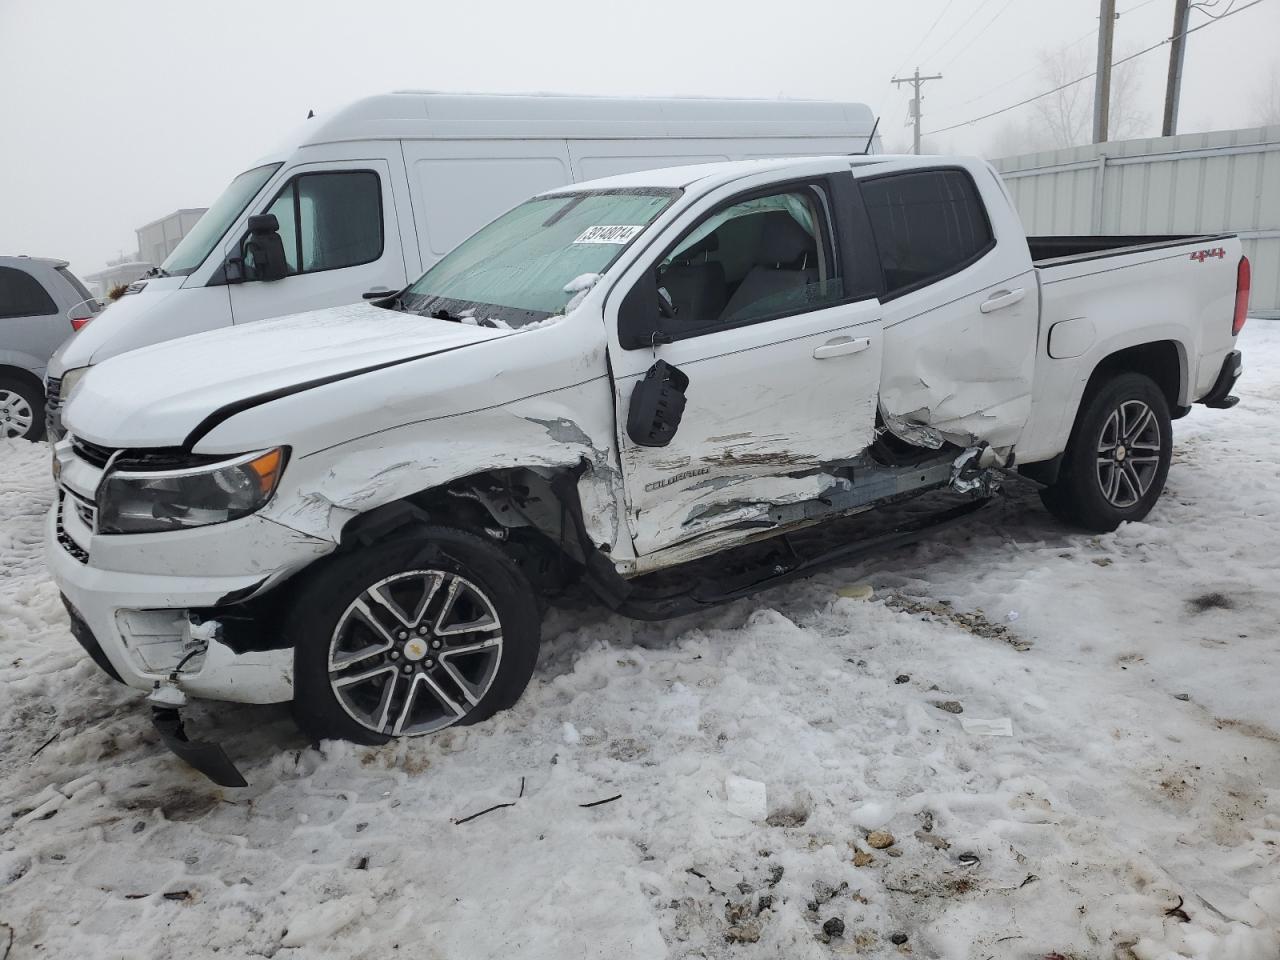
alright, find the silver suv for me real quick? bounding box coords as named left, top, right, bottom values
left=0, top=255, right=99, bottom=441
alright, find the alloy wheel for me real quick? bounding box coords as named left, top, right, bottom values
left=1095, top=399, right=1162, bottom=508
left=327, top=570, right=504, bottom=736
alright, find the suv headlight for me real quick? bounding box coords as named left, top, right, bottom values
left=97, top=447, right=287, bottom=534
left=59, top=365, right=90, bottom=402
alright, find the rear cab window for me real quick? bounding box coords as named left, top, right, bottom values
left=859, top=168, right=994, bottom=298
left=0, top=266, right=58, bottom=318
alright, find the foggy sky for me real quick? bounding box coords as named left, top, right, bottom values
left=2, top=0, right=1277, bottom=277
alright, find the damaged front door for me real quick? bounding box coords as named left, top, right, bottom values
left=607, top=177, right=883, bottom=557
left=861, top=166, right=1037, bottom=449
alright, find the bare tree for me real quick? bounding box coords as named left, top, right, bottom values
left=982, top=43, right=1149, bottom=157
left=1252, top=63, right=1280, bottom=127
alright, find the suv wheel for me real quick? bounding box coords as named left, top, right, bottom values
left=290, top=526, right=541, bottom=745
left=1040, top=372, right=1173, bottom=532
left=0, top=375, right=44, bottom=442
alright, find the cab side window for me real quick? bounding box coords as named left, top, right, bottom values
left=657, top=187, right=842, bottom=334
left=261, top=171, right=384, bottom=275
left=859, top=169, right=994, bottom=298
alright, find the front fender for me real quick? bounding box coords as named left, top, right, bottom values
left=259, top=378, right=628, bottom=559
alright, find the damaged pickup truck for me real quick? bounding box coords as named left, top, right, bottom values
left=47, top=155, right=1249, bottom=784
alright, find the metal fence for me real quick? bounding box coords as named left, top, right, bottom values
left=993, top=125, right=1280, bottom=317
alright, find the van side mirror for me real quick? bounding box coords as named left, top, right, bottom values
left=242, top=213, right=289, bottom=282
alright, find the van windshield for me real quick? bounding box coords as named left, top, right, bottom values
left=159, top=163, right=283, bottom=277
left=401, top=189, right=677, bottom=327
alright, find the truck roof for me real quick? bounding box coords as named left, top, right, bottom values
left=279, top=92, right=877, bottom=151
left=538, top=153, right=950, bottom=194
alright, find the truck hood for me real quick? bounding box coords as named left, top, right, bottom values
left=64, top=302, right=514, bottom=447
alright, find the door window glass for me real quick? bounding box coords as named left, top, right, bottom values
left=261, top=170, right=383, bottom=275
left=657, top=187, right=842, bottom=334
left=0, top=266, right=57, bottom=318
left=860, top=169, right=994, bottom=296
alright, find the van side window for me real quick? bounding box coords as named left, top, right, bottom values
left=261, top=171, right=383, bottom=275
left=860, top=169, right=994, bottom=297
left=656, top=187, right=842, bottom=336
left=0, top=266, right=58, bottom=319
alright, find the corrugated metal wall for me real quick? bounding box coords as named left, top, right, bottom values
left=993, top=125, right=1280, bottom=317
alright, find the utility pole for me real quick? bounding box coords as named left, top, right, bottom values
left=892, top=68, right=943, bottom=154
left=1162, top=0, right=1191, bottom=137
left=1092, top=0, right=1117, bottom=143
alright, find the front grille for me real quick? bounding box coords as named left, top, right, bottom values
left=71, top=436, right=115, bottom=468
left=69, top=435, right=220, bottom=472
left=56, top=495, right=89, bottom=564
left=45, top=376, right=62, bottom=406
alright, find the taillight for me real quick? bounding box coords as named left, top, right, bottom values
left=1233, top=256, right=1251, bottom=336
left=70, top=317, right=92, bottom=331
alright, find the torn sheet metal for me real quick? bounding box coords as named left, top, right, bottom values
left=263, top=379, right=626, bottom=556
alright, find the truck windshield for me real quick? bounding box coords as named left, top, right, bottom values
left=159, top=163, right=283, bottom=277
left=402, top=189, right=678, bottom=327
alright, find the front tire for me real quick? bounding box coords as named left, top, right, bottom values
left=290, top=526, right=541, bottom=745
left=1040, top=372, right=1173, bottom=533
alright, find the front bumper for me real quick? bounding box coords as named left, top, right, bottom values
left=46, top=498, right=330, bottom=704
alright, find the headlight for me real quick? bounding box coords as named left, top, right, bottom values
left=97, top=447, right=287, bottom=534
left=59, top=366, right=90, bottom=402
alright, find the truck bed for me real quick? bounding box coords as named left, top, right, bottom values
left=1028, top=234, right=1229, bottom=265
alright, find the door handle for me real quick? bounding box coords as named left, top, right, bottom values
left=362, top=287, right=399, bottom=300
left=980, top=288, right=1026, bottom=313
left=812, top=336, right=871, bottom=360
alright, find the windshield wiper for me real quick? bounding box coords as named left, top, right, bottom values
left=430, top=307, right=460, bottom=322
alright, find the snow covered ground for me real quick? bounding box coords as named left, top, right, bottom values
left=2, top=325, right=1279, bottom=960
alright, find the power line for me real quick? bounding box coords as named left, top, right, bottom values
left=919, top=0, right=1000, bottom=67
left=940, top=0, right=1164, bottom=114
left=892, top=0, right=962, bottom=77
left=924, top=0, right=1269, bottom=135
left=938, top=0, right=1022, bottom=70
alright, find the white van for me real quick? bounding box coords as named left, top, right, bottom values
left=45, top=91, right=879, bottom=434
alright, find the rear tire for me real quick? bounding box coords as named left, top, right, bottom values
left=1039, top=372, right=1172, bottom=533
left=289, top=526, right=541, bottom=745
left=0, top=374, right=45, bottom=442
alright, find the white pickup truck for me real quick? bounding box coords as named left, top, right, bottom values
left=48, top=155, right=1249, bottom=784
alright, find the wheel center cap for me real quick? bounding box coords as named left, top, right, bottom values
left=1115, top=445, right=1127, bottom=462
left=403, top=638, right=429, bottom=662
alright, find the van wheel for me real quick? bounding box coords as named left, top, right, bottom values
left=0, top=375, right=44, bottom=442
left=1040, top=372, right=1172, bottom=533
left=290, top=526, right=541, bottom=745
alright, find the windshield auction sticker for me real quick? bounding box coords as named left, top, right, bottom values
left=573, top=225, right=643, bottom=244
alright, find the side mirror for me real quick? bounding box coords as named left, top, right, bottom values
left=242, top=213, right=289, bottom=282
left=626, top=359, right=689, bottom=447
left=618, top=270, right=677, bottom=349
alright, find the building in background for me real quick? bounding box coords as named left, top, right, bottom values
left=135, top=208, right=205, bottom=267
left=83, top=254, right=151, bottom=298
left=995, top=124, right=1280, bottom=318
left=83, top=207, right=207, bottom=298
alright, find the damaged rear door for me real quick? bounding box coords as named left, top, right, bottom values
left=606, top=169, right=884, bottom=557
left=861, top=164, right=1038, bottom=450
